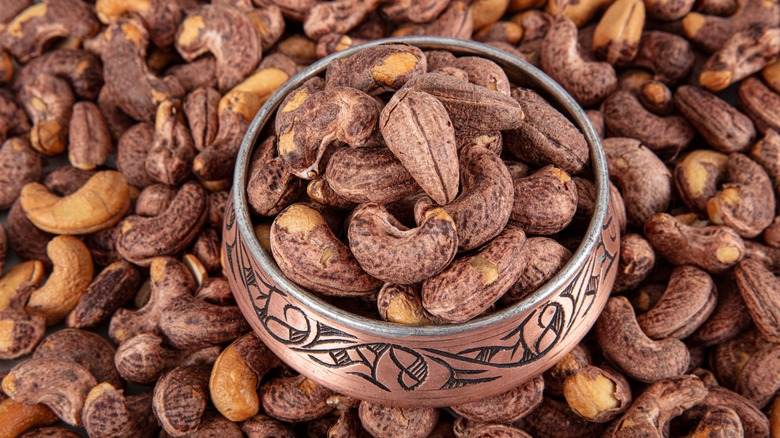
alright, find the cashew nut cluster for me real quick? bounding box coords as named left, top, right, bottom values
left=1, top=0, right=780, bottom=435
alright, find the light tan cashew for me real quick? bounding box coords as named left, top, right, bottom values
left=0, top=261, right=46, bottom=360
left=24, top=236, right=93, bottom=326
left=2, top=358, right=98, bottom=426
left=546, top=0, right=612, bottom=27
left=0, top=398, right=58, bottom=438
left=348, top=203, right=458, bottom=285
left=592, top=0, right=645, bottom=65
left=176, top=4, right=261, bottom=93
left=20, top=170, right=130, bottom=235
left=563, top=365, right=632, bottom=423
left=674, top=149, right=728, bottom=213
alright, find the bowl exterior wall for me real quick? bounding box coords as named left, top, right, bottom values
left=222, top=193, right=619, bottom=407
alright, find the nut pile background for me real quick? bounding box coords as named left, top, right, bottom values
left=0, top=0, right=779, bottom=437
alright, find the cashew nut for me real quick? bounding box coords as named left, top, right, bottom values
left=682, top=0, right=780, bottom=53
left=563, top=364, right=632, bottom=423
left=246, top=136, right=305, bottom=217
left=592, top=0, right=645, bottom=65
left=25, top=236, right=93, bottom=326
left=20, top=170, right=130, bottom=235
left=0, top=398, right=57, bottom=438
left=0, top=137, right=41, bottom=211
left=83, top=383, right=159, bottom=438
left=632, top=31, right=695, bottom=85
left=700, top=25, right=780, bottom=92
left=158, top=294, right=250, bottom=349
left=95, top=0, right=191, bottom=48
left=738, top=76, right=780, bottom=135
left=115, top=333, right=219, bottom=385
left=116, top=122, right=155, bottom=188
left=325, top=43, right=427, bottom=95
left=358, top=401, right=439, bottom=438
left=510, top=165, right=578, bottom=235
left=3, top=358, right=98, bottom=426
left=145, top=98, right=196, bottom=186
left=33, top=328, right=121, bottom=389
left=452, top=375, right=543, bottom=423
left=734, top=258, right=780, bottom=342
left=348, top=203, right=458, bottom=285
left=152, top=364, right=212, bottom=436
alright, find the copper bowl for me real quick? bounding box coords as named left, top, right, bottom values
left=223, top=36, right=621, bottom=408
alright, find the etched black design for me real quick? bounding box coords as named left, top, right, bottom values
left=224, top=196, right=620, bottom=393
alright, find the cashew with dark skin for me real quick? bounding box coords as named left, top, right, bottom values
left=563, top=364, right=632, bottom=423
left=503, top=237, right=572, bottom=304
left=176, top=4, right=261, bottom=93
left=0, top=137, right=41, bottom=211
left=116, top=122, right=155, bottom=188
left=596, top=296, right=690, bottom=383
left=2, top=358, right=98, bottom=426
left=682, top=0, right=780, bottom=53
left=675, top=85, right=756, bottom=153
left=632, top=31, right=694, bottom=85
left=183, top=86, right=220, bottom=152
left=452, top=375, right=543, bottom=423
left=738, top=76, right=780, bottom=135
left=33, top=328, right=122, bottom=389
left=0, top=90, right=31, bottom=144
left=682, top=386, right=771, bottom=438
left=116, top=181, right=208, bottom=266
left=114, top=333, right=219, bottom=385
left=246, top=136, right=305, bottom=217
left=145, top=98, right=196, bottom=186
left=358, top=401, right=439, bottom=438
left=510, top=165, right=578, bottom=235
left=325, top=43, right=427, bottom=95
left=153, top=364, right=212, bottom=436
left=158, top=294, right=250, bottom=349
left=6, top=200, right=52, bottom=266
left=348, top=203, right=458, bottom=285
left=0, top=261, right=46, bottom=360
left=95, top=0, right=192, bottom=48
left=734, top=258, right=780, bottom=342
left=82, top=383, right=159, bottom=438
left=261, top=375, right=335, bottom=423
left=699, top=24, right=780, bottom=92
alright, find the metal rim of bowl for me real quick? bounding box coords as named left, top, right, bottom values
left=232, top=36, right=609, bottom=338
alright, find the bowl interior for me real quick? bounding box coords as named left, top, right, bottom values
left=232, top=36, right=609, bottom=337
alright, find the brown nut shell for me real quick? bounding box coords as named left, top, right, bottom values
left=348, top=203, right=458, bottom=285
left=270, top=203, right=381, bottom=296
left=358, top=401, right=438, bottom=438
left=451, top=374, right=543, bottom=423
left=510, top=165, right=578, bottom=235
left=0, top=137, right=42, bottom=211
left=153, top=364, right=211, bottom=436
left=33, top=328, right=121, bottom=389
left=503, top=237, right=572, bottom=303
left=325, top=43, right=427, bottom=94
left=734, top=258, right=780, bottom=342
left=675, top=85, right=756, bottom=153
left=422, top=226, right=528, bottom=323
left=260, top=375, right=335, bottom=423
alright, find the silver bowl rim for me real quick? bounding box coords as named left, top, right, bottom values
left=232, top=36, right=609, bottom=338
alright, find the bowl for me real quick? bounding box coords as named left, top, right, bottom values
left=222, top=36, right=621, bottom=407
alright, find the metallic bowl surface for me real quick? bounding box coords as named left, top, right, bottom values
left=223, top=36, right=620, bottom=407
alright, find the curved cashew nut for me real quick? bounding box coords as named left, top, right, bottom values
left=604, top=137, right=672, bottom=228
left=358, top=401, right=439, bottom=438
left=602, top=90, right=695, bottom=156
left=176, top=4, right=261, bottom=93
left=504, top=237, right=571, bottom=304
left=100, top=20, right=185, bottom=122
left=510, top=165, right=578, bottom=235
left=116, top=122, right=155, bottom=188
left=158, top=295, right=250, bottom=349
left=562, top=365, right=632, bottom=423
left=674, top=149, right=728, bottom=213
left=270, top=204, right=381, bottom=296
left=153, top=364, right=212, bottom=436
left=738, top=77, right=780, bottom=135
left=325, top=44, right=427, bottom=94
left=675, top=85, right=756, bottom=154
left=83, top=383, right=158, bottom=438
left=348, top=203, right=458, bottom=285
left=20, top=170, right=130, bottom=235
left=115, top=333, right=219, bottom=385
left=452, top=375, right=543, bottom=423
left=541, top=16, right=617, bottom=106
left=278, top=87, right=382, bottom=180
left=2, top=358, right=98, bottom=426
left=0, top=90, right=31, bottom=145
left=145, top=99, right=196, bottom=186
left=0, top=261, right=46, bottom=360
left=116, top=182, right=208, bottom=266
left=17, top=72, right=74, bottom=157
left=193, top=67, right=290, bottom=181
left=592, top=0, right=645, bottom=66
left=613, top=233, right=655, bottom=293
left=609, top=375, right=707, bottom=436
left=0, top=398, right=58, bottom=438
left=210, top=332, right=281, bottom=421
left=109, top=257, right=195, bottom=344
left=734, top=258, right=780, bottom=342
left=636, top=265, right=717, bottom=340
left=596, top=297, right=691, bottom=383
left=707, top=153, right=775, bottom=238
left=682, top=0, right=779, bottom=53
left=644, top=213, right=745, bottom=273
left=0, top=137, right=41, bottom=211
left=25, top=236, right=93, bottom=326
left=261, top=375, right=335, bottom=423
left=377, top=284, right=432, bottom=325
left=681, top=386, right=770, bottom=438
left=246, top=136, right=305, bottom=217
left=15, top=49, right=103, bottom=101
left=96, top=0, right=191, bottom=47
left=304, top=0, right=382, bottom=40
left=33, top=328, right=121, bottom=389
left=422, top=225, right=528, bottom=323
left=700, top=25, right=780, bottom=92
left=0, top=0, right=99, bottom=63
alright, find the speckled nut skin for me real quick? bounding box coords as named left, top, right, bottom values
left=380, top=87, right=459, bottom=205
left=100, top=20, right=185, bottom=122
left=739, top=77, right=780, bottom=136
left=541, top=16, right=617, bottom=106
left=33, top=328, right=122, bottom=389
left=183, top=87, right=220, bottom=152
left=674, top=86, right=755, bottom=154
left=270, top=204, right=381, bottom=296
left=612, top=233, right=655, bottom=293
left=682, top=0, right=780, bottom=54
left=602, top=90, right=695, bottom=156
left=2, top=358, right=98, bottom=426
left=733, top=342, right=780, bottom=408
left=82, top=383, right=158, bottom=438
left=608, top=376, right=707, bottom=437
left=277, top=87, right=382, bottom=180
left=636, top=265, right=717, bottom=340
left=158, top=295, right=250, bottom=349
left=682, top=386, right=770, bottom=438
left=175, top=4, right=260, bottom=93
left=358, top=401, right=438, bottom=438
left=116, top=182, right=208, bottom=267
left=109, top=257, right=196, bottom=344
left=246, top=136, right=304, bottom=217
left=452, top=375, right=543, bottom=423
left=153, top=364, right=212, bottom=436
left=145, top=99, right=196, bottom=186
left=734, top=258, right=780, bottom=342
left=603, top=137, right=672, bottom=228
left=750, top=129, right=780, bottom=195
left=631, top=31, right=694, bottom=85
left=416, top=145, right=514, bottom=252
left=503, top=237, right=571, bottom=304
left=446, top=56, right=511, bottom=94
left=20, top=170, right=130, bottom=235
left=324, top=146, right=422, bottom=205
left=18, top=426, right=81, bottom=438
left=116, top=123, right=155, bottom=188
left=393, top=1, right=474, bottom=40
left=700, top=26, right=780, bottom=94
left=563, top=365, right=632, bottom=423
left=403, top=72, right=525, bottom=134
left=261, top=375, right=335, bottom=423
left=0, top=137, right=41, bottom=211
left=0, top=0, right=99, bottom=63
left=241, top=414, right=296, bottom=438
left=504, top=87, right=588, bottom=175
left=422, top=225, right=528, bottom=323
left=596, top=296, right=690, bottom=383
left=114, top=333, right=219, bottom=386
left=65, top=260, right=140, bottom=329
left=325, top=43, right=427, bottom=94
left=510, top=165, right=578, bottom=235
left=348, top=203, right=458, bottom=285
